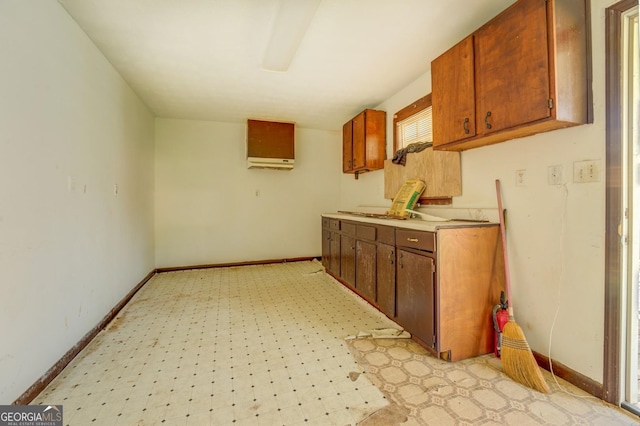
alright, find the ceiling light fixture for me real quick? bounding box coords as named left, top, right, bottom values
left=262, top=0, right=322, bottom=72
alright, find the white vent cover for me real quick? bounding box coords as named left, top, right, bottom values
left=247, top=157, right=294, bottom=170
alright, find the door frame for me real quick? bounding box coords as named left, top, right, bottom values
left=604, top=0, right=638, bottom=405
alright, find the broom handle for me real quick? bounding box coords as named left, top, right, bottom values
left=495, top=179, right=515, bottom=319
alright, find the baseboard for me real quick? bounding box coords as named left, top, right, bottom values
left=155, top=256, right=318, bottom=273
left=533, top=351, right=604, bottom=399
left=13, top=269, right=156, bottom=405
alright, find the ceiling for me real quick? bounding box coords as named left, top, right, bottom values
left=58, top=0, right=515, bottom=131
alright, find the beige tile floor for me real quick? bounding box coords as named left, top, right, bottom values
left=34, top=261, right=395, bottom=425
left=33, top=260, right=639, bottom=425
left=348, top=338, right=639, bottom=425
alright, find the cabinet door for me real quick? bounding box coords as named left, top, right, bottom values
left=342, top=120, right=353, bottom=172
left=475, top=0, right=550, bottom=135
left=377, top=243, right=396, bottom=318
left=396, top=249, right=435, bottom=348
left=322, top=228, right=331, bottom=269
left=356, top=240, right=376, bottom=301
left=352, top=111, right=366, bottom=170
left=340, top=235, right=356, bottom=289
left=329, top=231, right=341, bottom=276
left=247, top=120, right=294, bottom=159
left=432, top=35, right=476, bottom=146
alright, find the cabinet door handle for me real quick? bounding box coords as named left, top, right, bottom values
left=407, top=237, right=419, bottom=242
left=463, top=117, right=469, bottom=134
left=485, top=111, right=492, bottom=129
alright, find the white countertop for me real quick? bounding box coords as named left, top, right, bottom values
left=322, top=212, right=498, bottom=232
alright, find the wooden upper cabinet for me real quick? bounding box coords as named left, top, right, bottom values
left=432, top=0, right=591, bottom=151
left=343, top=109, right=386, bottom=177
left=342, top=120, right=354, bottom=173
left=247, top=119, right=294, bottom=158
left=475, top=0, right=550, bottom=135
left=432, top=35, right=476, bottom=146
left=352, top=111, right=366, bottom=170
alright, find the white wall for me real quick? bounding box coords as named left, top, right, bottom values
left=339, top=0, right=613, bottom=383
left=155, top=119, right=341, bottom=268
left=0, top=2, right=155, bottom=403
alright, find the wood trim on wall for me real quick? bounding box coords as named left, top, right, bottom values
left=392, top=94, right=432, bottom=154
left=12, top=270, right=156, bottom=405
left=603, top=0, right=637, bottom=405
left=155, top=256, right=318, bottom=273
left=533, top=351, right=603, bottom=399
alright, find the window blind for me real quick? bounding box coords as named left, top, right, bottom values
left=397, top=106, right=432, bottom=148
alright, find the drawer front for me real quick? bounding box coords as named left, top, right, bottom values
left=377, top=225, right=395, bottom=245
left=396, top=229, right=436, bottom=252
left=322, top=217, right=330, bottom=228
left=356, top=224, right=376, bottom=241
left=341, top=221, right=357, bottom=236
left=329, top=219, right=340, bottom=231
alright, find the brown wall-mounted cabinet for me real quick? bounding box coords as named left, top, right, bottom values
left=321, top=215, right=505, bottom=361
left=343, top=109, right=386, bottom=176
left=432, top=0, right=590, bottom=151
left=247, top=119, right=294, bottom=158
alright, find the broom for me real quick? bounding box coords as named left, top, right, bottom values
left=495, top=179, right=550, bottom=393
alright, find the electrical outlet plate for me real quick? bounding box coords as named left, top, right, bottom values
left=574, top=160, right=600, bottom=183
left=548, top=165, right=563, bottom=185
left=515, top=169, right=527, bottom=187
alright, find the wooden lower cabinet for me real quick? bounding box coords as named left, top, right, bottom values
left=321, top=218, right=341, bottom=276
left=396, top=249, right=436, bottom=349
left=436, top=227, right=505, bottom=361
left=355, top=240, right=376, bottom=301
left=329, top=231, right=340, bottom=275
left=321, top=228, right=331, bottom=269
left=340, top=235, right=356, bottom=289
left=376, top=243, right=396, bottom=318
left=321, top=216, right=505, bottom=361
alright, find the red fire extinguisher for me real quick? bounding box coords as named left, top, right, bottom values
left=492, top=291, right=509, bottom=358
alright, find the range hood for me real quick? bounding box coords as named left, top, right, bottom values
left=246, top=119, right=295, bottom=171
left=247, top=157, right=294, bottom=170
